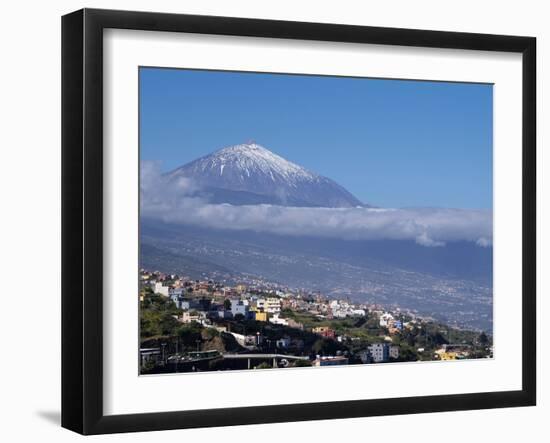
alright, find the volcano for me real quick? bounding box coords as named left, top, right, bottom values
left=166, top=142, right=365, bottom=207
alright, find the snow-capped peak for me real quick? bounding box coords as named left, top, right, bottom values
left=207, top=142, right=318, bottom=183
left=167, top=141, right=365, bottom=208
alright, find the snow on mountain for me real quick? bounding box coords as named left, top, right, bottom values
left=166, top=142, right=365, bottom=208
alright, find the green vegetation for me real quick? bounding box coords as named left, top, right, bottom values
left=140, top=281, right=492, bottom=374
left=140, top=289, right=182, bottom=338
left=255, top=362, right=272, bottom=369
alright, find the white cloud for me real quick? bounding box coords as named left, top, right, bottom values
left=476, top=237, right=492, bottom=248
left=140, top=161, right=492, bottom=247
left=415, top=232, right=446, bottom=248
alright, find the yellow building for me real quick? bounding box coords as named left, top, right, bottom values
left=436, top=350, right=457, bottom=361
left=255, top=311, right=268, bottom=322
left=235, top=284, right=247, bottom=293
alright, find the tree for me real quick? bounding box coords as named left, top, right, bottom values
left=177, top=323, right=202, bottom=348
left=141, top=359, right=156, bottom=372
left=159, top=314, right=180, bottom=336
left=140, top=311, right=161, bottom=337
left=255, top=362, right=271, bottom=369
left=202, top=327, right=219, bottom=340
left=432, top=332, right=449, bottom=346
left=478, top=332, right=489, bottom=346
left=223, top=299, right=231, bottom=310
left=312, top=338, right=340, bottom=356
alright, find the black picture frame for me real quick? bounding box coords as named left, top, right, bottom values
left=62, top=8, right=536, bottom=435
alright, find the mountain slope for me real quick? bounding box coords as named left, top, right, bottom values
left=140, top=219, right=493, bottom=331
left=166, top=142, right=365, bottom=207
left=140, top=243, right=235, bottom=278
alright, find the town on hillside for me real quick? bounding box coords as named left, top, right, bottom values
left=139, top=269, right=493, bottom=374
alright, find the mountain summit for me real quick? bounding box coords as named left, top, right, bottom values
left=167, top=142, right=365, bottom=207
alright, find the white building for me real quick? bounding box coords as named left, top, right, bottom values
left=379, top=312, right=394, bottom=327
left=269, top=313, right=289, bottom=325
left=332, top=310, right=348, bottom=319
left=230, top=299, right=249, bottom=317
left=256, top=297, right=281, bottom=314
left=168, top=288, right=184, bottom=306
left=180, top=311, right=204, bottom=324
left=368, top=343, right=390, bottom=363
left=153, top=282, right=169, bottom=297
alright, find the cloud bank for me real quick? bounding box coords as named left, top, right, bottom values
left=141, top=161, right=492, bottom=247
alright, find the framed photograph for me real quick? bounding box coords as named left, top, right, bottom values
left=62, top=8, right=536, bottom=435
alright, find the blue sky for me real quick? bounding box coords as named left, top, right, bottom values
left=140, top=67, right=493, bottom=209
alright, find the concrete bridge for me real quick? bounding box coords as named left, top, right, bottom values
left=222, top=353, right=309, bottom=369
